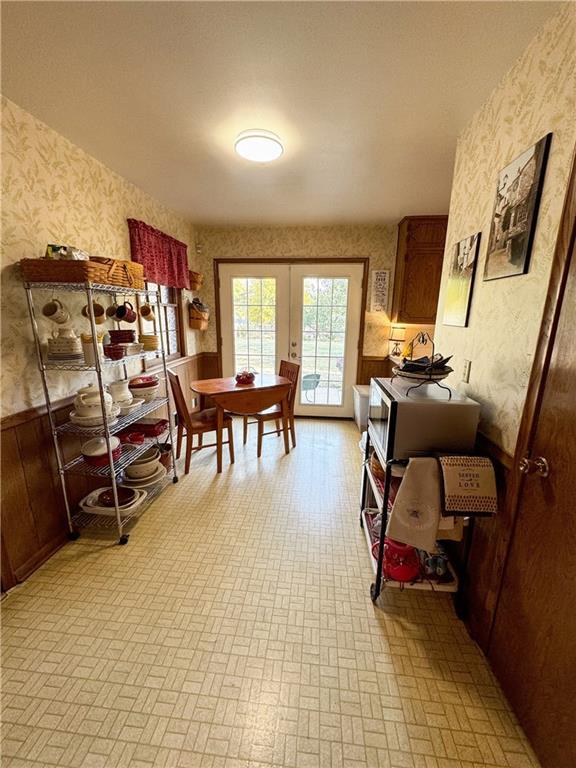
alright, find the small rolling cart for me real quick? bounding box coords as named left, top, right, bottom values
left=360, top=376, right=481, bottom=610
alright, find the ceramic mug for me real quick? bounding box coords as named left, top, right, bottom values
left=106, top=302, right=119, bottom=319
left=42, top=299, right=69, bottom=324
left=82, top=302, right=106, bottom=325
left=115, top=301, right=137, bottom=323
left=140, top=303, right=155, bottom=321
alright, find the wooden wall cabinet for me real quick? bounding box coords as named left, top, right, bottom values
left=391, top=216, right=448, bottom=325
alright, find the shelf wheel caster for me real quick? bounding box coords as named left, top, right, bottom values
left=370, top=583, right=379, bottom=603
left=172, top=476, right=179, bottom=484
left=119, top=534, right=129, bottom=545
left=68, top=531, right=80, bottom=541
left=359, top=514, right=364, bottom=529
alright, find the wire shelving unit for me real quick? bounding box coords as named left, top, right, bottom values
left=24, top=280, right=179, bottom=545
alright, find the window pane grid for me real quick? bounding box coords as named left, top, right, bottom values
left=301, top=277, right=348, bottom=406
left=232, top=278, right=276, bottom=375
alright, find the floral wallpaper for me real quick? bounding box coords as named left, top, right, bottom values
left=1, top=98, right=198, bottom=417
left=194, top=224, right=401, bottom=355
left=434, top=6, right=576, bottom=455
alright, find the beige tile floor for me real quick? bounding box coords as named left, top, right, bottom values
left=1, top=419, right=540, bottom=768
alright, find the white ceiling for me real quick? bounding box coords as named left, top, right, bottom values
left=2, top=2, right=560, bottom=225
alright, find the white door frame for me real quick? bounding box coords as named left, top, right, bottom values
left=215, top=258, right=369, bottom=416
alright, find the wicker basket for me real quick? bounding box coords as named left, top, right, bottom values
left=20, top=257, right=145, bottom=289
left=370, top=452, right=386, bottom=483
left=189, top=270, right=204, bottom=291
left=188, top=302, right=209, bottom=330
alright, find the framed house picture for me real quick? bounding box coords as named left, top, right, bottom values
left=484, top=133, right=551, bottom=281
left=443, top=232, right=480, bottom=327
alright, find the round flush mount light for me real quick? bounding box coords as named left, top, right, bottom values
left=234, top=129, right=283, bottom=163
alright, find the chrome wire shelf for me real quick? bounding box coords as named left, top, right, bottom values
left=71, top=475, right=173, bottom=533
left=56, top=397, right=168, bottom=436
left=44, top=350, right=163, bottom=371
left=24, top=281, right=160, bottom=298
left=63, top=437, right=158, bottom=477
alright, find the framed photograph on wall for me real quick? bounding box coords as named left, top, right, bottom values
left=484, top=133, right=552, bottom=281
left=443, top=232, right=480, bottom=327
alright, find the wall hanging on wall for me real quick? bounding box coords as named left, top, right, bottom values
left=369, top=269, right=390, bottom=312
left=484, top=132, right=552, bottom=281
left=443, top=232, right=481, bottom=327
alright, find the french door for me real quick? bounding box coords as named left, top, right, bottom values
left=219, top=262, right=363, bottom=417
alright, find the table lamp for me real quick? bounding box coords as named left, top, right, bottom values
left=389, top=326, right=406, bottom=356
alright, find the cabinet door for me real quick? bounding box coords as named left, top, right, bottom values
left=392, top=216, right=447, bottom=325
left=397, top=246, right=444, bottom=323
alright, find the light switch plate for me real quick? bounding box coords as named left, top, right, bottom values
left=462, top=359, right=471, bottom=383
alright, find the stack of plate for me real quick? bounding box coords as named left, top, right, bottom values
left=69, top=404, right=120, bottom=428
left=139, top=334, right=160, bottom=351
left=121, top=464, right=167, bottom=488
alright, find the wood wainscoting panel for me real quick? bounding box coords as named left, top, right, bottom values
left=1, top=352, right=215, bottom=591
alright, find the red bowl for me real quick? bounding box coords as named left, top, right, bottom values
left=83, top=444, right=122, bottom=466
left=104, top=344, right=125, bottom=360
left=97, top=487, right=137, bottom=507
left=129, top=375, right=159, bottom=388
left=119, top=431, right=145, bottom=445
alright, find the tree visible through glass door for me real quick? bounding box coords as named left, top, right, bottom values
left=232, top=277, right=277, bottom=374
left=300, top=277, right=349, bottom=405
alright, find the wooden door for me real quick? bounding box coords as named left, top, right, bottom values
left=488, top=195, right=576, bottom=766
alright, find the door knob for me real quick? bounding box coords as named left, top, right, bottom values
left=290, top=352, right=298, bottom=359
left=518, top=456, right=549, bottom=477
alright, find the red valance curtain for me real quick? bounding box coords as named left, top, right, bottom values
left=127, top=219, right=190, bottom=289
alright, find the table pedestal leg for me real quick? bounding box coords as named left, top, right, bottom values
left=281, top=396, right=290, bottom=455
left=216, top=405, right=223, bottom=473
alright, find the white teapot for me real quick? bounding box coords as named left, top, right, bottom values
left=73, top=384, right=113, bottom=417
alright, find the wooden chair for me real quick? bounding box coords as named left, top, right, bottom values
left=242, top=361, right=300, bottom=457
left=167, top=369, right=234, bottom=474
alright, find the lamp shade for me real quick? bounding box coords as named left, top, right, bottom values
left=389, top=326, right=406, bottom=342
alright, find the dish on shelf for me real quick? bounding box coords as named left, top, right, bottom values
left=69, top=404, right=120, bottom=427
left=129, top=384, right=159, bottom=402
left=79, top=487, right=148, bottom=517
left=119, top=431, right=145, bottom=446
left=129, top=375, right=159, bottom=388
left=121, top=464, right=167, bottom=488
left=97, top=486, right=138, bottom=507
left=392, top=366, right=453, bottom=381
left=81, top=436, right=121, bottom=466
left=118, top=342, right=144, bottom=356
left=118, top=398, right=145, bottom=416
left=131, top=417, right=168, bottom=436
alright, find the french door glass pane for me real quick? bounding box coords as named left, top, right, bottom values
left=300, top=277, right=349, bottom=406
left=232, top=278, right=276, bottom=374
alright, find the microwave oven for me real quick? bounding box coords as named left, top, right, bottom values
left=368, top=377, right=480, bottom=461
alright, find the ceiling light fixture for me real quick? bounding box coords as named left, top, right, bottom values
left=234, top=129, right=283, bottom=163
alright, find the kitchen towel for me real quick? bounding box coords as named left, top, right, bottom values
left=386, top=457, right=442, bottom=551
left=439, top=456, right=498, bottom=516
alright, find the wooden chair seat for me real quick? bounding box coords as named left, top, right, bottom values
left=168, top=370, right=234, bottom=474
left=189, top=407, right=233, bottom=431
left=242, top=361, right=300, bottom=457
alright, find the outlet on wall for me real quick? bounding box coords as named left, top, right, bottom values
left=462, top=359, right=472, bottom=383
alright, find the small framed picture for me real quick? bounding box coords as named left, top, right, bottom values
left=484, top=133, right=551, bottom=281
left=443, top=232, right=481, bottom=327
